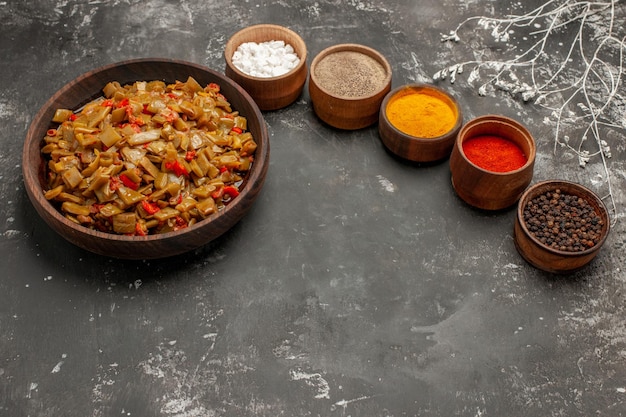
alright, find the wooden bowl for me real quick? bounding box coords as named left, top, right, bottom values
left=378, top=84, right=462, bottom=162
left=224, top=24, right=308, bottom=111
left=22, top=58, right=270, bottom=260
left=309, top=43, right=392, bottom=130
left=514, top=180, right=610, bottom=273
left=449, top=115, right=536, bottom=210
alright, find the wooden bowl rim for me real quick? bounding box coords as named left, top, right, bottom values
left=455, top=114, right=536, bottom=176
left=22, top=57, right=269, bottom=245
left=224, top=24, right=308, bottom=82
left=379, top=83, right=463, bottom=143
left=516, top=179, right=611, bottom=256
left=309, top=43, right=392, bottom=101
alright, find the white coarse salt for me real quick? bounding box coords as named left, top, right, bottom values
left=232, top=40, right=300, bottom=78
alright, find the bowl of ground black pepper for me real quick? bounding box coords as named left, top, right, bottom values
left=449, top=114, right=536, bottom=210
left=514, top=180, right=610, bottom=274
left=224, top=24, right=308, bottom=111
left=378, top=84, right=462, bottom=162
left=309, top=43, right=392, bottom=130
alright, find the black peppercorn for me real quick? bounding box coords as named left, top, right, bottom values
left=523, top=190, right=604, bottom=252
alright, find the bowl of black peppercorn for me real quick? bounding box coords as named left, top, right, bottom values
left=514, top=180, right=610, bottom=273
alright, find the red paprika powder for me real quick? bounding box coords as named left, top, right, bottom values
left=462, top=135, right=527, bottom=172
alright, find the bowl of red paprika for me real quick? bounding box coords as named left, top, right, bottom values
left=22, top=58, right=270, bottom=260
left=449, top=114, right=536, bottom=210
left=513, top=180, right=610, bottom=273
left=378, top=84, right=463, bottom=163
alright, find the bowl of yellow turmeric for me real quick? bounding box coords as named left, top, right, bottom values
left=378, top=84, right=462, bottom=163
left=22, top=58, right=270, bottom=260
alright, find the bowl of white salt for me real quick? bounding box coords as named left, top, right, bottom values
left=224, top=24, right=308, bottom=111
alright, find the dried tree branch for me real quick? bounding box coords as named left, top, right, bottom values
left=437, top=0, right=623, bottom=224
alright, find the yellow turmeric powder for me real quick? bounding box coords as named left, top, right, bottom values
left=385, top=88, right=457, bottom=138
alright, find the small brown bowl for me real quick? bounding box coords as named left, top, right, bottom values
left=224, top=24, right=308, bottom=111
left=449, top=114, right=536, bottom=210
left=514, top=180, right=610, bottom=273
left=309, top=43, right=392, bottom=130
left=22, top=58, right=270, bottom=260
left=378, top=84, right=462, bottom=162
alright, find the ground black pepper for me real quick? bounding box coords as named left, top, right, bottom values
left=523, top=189, right=604, bottom=252
left=314, top=51, right=387, bottom=97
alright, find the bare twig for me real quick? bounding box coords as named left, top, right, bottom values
left=437, top=0, right=624, bottom=224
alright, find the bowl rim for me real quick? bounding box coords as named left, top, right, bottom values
left=455, top=114, right=536, bottom=176
left=516, top=179, right=611, bottom=256
left=309, top=43, right=392, bottom=101
left=22, top=57, right=269, bottom=244
left=379, top=83, right=463, bottom=143
left=224, top=23, right=308, bottom=82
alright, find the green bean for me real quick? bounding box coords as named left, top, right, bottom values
left=41, top=77, right=257, bottom=235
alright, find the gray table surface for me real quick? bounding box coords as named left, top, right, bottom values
left=1, top=0, right=625, bottom=416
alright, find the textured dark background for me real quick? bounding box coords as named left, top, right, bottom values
left=1, top=0, right=625, bottom=416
